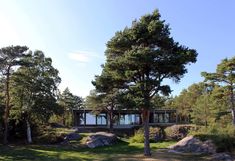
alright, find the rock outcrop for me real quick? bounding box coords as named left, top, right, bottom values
left=64, top=132, right=81, bottom=141
left=210, top=153, right=234, bottom=161
left=169, top=136, right=216, bottom=154
left=61, top=132, right=81, bottom=144
left=86, top=132, right=118, bottom=148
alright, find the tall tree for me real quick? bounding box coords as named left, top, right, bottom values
left=0, top=46, right=29, bottom=144
left=191, top=93, right=216, bottom=126
left=102, top=10, right=197, bottom=156
left=0, top=78, right=4, bottom=132
left=202, top=57, right=235, bottom=125
left=11, top=50, right=61, bottom=143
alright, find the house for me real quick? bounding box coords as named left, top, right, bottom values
left=73, top=109, right=178, bottom=135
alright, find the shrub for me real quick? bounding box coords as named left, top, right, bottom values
left=33, top=126, right=71, bottom=144
left=129, top=131, right=144, bottom=143
left=129, top=127, right=161, bottom=143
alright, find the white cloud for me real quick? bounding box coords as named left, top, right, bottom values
left=68, top=52, right=90, bottom=62
left=68, top=50, right=102, bottom=63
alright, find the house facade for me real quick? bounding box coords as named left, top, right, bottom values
left=73, top=109, right=178, bottom=128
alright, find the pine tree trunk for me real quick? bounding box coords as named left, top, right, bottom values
left=142, top=108, right=151, bottom=156
left=26, top=119, right=32, bottom=144
left=232, top=109, right=235, bottom=125
left=109, top=111, right=113, bottom=133
left=3, top=70, right=10, bottom=144
left=229, top=85, right=235, bottom=125
left=3, top=118, right=8, bottom=144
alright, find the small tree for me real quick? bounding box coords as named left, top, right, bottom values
left=102, top=10, right=197, bottom=156
left=202, top=57, right=235, bottom=125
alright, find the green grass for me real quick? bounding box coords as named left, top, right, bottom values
left=0, top=140, right=215, bottom=161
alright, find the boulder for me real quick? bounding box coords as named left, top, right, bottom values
left=169, top=136, right=216, bottom=154
left=165, top=125, right=193, bottom=140
left=64, top=132, right=81, bottom=141
left=86, top=132, right=118, bottom=148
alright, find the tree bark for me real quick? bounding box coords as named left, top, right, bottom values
left=3, top=69, right=10, bottom=144
left=108, top=109, right=114, bottom=132
left=142, top=108, right=151, bottom=156
left=232, top=109, right=235, bottom=125
left=26, top=119, right=32, bottom=144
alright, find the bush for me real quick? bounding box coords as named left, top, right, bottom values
left=33, top=126, right=71, bottom=144
left=129, top=127, right=161, bottom=143
left=129, top=131, right=144, bottom=143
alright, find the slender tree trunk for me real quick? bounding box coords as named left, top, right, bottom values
left=142, top=108, right=151, bottom=156
left=109, top=110, right=113, bottom=133
left=232, top=109, right=235, bottom=125
left=62, top=114, right=66, bottom=126
left=3, top=69, right=10, bottom=144
left=26, top=119, right=32, bottom=144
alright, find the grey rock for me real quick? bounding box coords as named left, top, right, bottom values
left=169, top=136, right=216, bottom=154
left=86, top=132, right=118, bottom=148
left=64, top=132, right=81, bottom=141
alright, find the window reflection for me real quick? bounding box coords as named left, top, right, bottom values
left=78, top=113, right=84, bottom=125
left=97, top=113, right=107, bottom=125
left=119, top=114, right=140, bottom=125
left=86, top=113, right=96, bottom=125
left=154, top=112, right=170, bottom=123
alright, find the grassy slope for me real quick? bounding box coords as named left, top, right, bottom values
left=0, top=141, right=212, bottom=161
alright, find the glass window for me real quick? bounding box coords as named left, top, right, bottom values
left=97, top=113, right=107, bottom=125
left=78, top=113, right=84, bottom=125
left=119, top=115, right=125, bottom=125
left=119, top=114, right=140, bottom=125
left=154, top=113, right=159, bottom=123
left=86, top=113, right=96, bottom=125
left=165, top=113, right=169, bottom=123
left=159, top=114, right=163, bottom=123
left=113, top=114, right=119, bottom=125
left=134, top=114, right=140, bottom=124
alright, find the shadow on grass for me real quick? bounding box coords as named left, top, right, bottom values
left=0, top=141, right=145, bottom=161
left=1, top=140, right=208, bottom=161
left=0, top=144, right=92, bottom=161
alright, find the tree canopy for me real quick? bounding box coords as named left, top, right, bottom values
left=202, top=56, right=235, bottom=125
left=98, top=9, right=197, bottom=156
left=10, top=50, right=61, bottom=143
left=0, top=45, right=29, bottom=144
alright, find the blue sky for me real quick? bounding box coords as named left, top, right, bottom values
left=0, top=0, right=235, bottom=98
